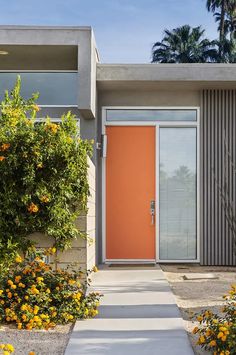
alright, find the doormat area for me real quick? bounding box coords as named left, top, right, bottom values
left=182, top=273, right=219, bottom=280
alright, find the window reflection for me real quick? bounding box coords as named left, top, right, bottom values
left=107, top=109, right=197, bottom=121
left=159, top=128, right=197, bottom=260
left=0, top=72, right=78, bottom=105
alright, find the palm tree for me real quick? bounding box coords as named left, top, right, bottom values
left=206, top=0, right=233, bottom=60
left=209, top=0, right=236, bottom=61
left=207, top=0, right=227, bottom=41
left=152, top=25, right=218, bottom=63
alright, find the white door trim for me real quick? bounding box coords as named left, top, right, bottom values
left=101, top=106, right=200, bottom=264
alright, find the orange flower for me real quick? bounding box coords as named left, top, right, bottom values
left=0, top=143, right=10, bottom=151
left=27, top=203, right=39, bottom=214
left=0, top=156, right=5, bottom=161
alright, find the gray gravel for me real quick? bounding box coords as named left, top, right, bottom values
left=161, top=264, right=236, bottom=355
left=0, top=323, right=73, bottom=355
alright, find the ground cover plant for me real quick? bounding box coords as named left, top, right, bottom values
left=0, top=248, right=100, bottom=330
left=193, top=285, right=236, bottom=354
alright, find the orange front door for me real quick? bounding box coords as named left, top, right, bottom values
left=106, top=126, right=156, bottom=260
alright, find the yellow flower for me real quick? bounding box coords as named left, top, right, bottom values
left=192, top=326, right=199, bottom=334
left=217, top=332, right=224, bottom=339
left=37, top=163, right=43, bottom=169
left=27, top=202, right=39, bottom=214
left=219, top=326, right=228, bottom=332
left=32, top=104, right=40, bottom=112
left=198, top=335, right=205, bottom=344
left=19, top=282, right=25, bottom=288
left=209, top=340, right=216, bottom=346
left=66, top=137, right=73, bottom=144
left=5, top=344, right=14, bottom=352
left=7, top=280, right=13, bottom=286
left=36, top=277, right=44, bottom=283
left=0, top=156, right=6, bottom=161
left=40, top=195, right=49, bottom=203
left=91, top=309, right=98, bottom=317
left=7, top=292, right=12, bottom=299
left=11, top=284, right=16, bottom=290
left=45, top=123, right=59, bottom=134
left=0, top=290, right=3, bottom=296
left=51, top=247, right=56, bottom=254
left=93, top=266, right=98, bottom=273
left=15, top=256, right=23, bottom=263
left=3, top=351, right=10, bottom=355
left=68, top=279, right=76, bottom=285
left=28, top=352, right=36, bottom=355
left=197, top=315, right=203, bottom=322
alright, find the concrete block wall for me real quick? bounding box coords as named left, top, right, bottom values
left=28, top=156, right=96, bottom=271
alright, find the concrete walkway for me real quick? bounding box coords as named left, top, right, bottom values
left=65, top=265, right=194, bottom=355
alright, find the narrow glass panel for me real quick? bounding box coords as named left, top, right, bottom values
left=107, top=109, right=197, bottom=121
left=0, top=72, right=78, bottom=105
left=159, top=128, right=197, bottom=260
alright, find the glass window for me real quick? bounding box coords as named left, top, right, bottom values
left=0, top=72, right=78, bottom=105
left=159, top=127, right=197, bottom=260
left=106, top=109, right=197, bottom=121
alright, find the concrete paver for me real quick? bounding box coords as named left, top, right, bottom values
left=65, top=265, right=194, bottom=355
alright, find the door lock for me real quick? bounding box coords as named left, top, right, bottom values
left=150, top=200, right=155, bottom=225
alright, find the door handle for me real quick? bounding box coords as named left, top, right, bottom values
left=150, top=200, right=155, bottom=225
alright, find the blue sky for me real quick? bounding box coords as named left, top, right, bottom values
left=0, top=0, right=218, bottom=63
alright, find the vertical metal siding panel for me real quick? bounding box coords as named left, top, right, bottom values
left=230, top=90, right=233, bottom=265
left=233, top=91, right=236, bottom=265
left=215, top=90, right=219, bottom=265
left=211, top=90, right=215, bottom=264
left=218, top=90, right=222, bottom=265
left=221, top=90, right=225, bottom=265
left=200, top=91, right=205, bottom=264
left=201, top=89, right=236, bottom=265
left=207, top=90, right=211, bottom=264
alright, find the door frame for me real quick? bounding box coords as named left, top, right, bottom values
left=101, top=106, right=200, bottom=264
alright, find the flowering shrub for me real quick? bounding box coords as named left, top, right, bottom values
left=192, top=284, right=236, bottom=355
left=0, top=344, right=35, bottom=355
left=0, top=344, right=15, bottom=355
left=0, top=77, right=92, bottom=272
left=0, top=249, right=101, bottom=330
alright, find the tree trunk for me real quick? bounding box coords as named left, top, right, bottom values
left=219, top=0, right=226, bottom=61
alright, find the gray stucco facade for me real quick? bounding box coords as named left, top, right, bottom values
left=0, top=26, right=236, bottom=266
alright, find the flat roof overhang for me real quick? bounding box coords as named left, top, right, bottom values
left=0, top=26, right=99, bottom=119
left=0, top=45, right=78, bottom=70
left=97, top=63, right=236, bottom=90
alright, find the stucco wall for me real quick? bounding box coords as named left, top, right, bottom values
left=28, top=157, right=96, bottom=271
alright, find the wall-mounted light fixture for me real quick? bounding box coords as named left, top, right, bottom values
left=96, top=134, right=107, bottom=158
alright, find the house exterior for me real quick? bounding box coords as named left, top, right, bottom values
left=0, top=26, right=236, bottom=267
